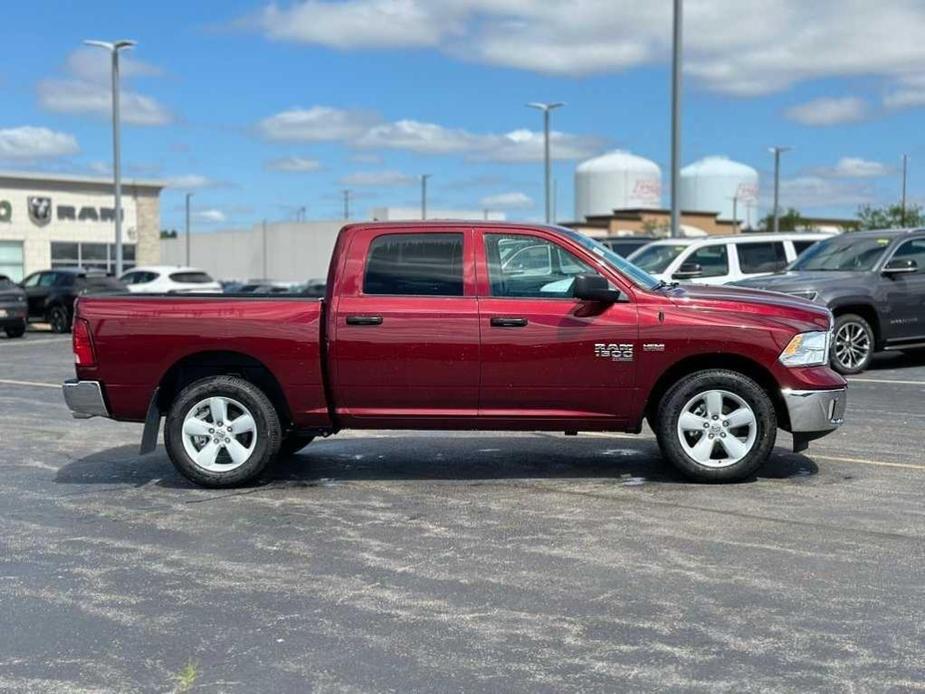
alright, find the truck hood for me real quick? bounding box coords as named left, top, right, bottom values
left=729, top=270, right=865, bottom=292
left=666, top=283, right=832, bottom=332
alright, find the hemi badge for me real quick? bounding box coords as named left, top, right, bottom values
left=643, top=343, right=666, bottom=352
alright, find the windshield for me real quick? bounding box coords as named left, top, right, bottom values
left=628, top=243, right=688, bottom=273
left=790, top=235, right=892, bottom=272
left=557, top=228, right=661, bottom=290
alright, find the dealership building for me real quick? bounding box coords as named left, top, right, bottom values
left=0, top=171, right=164, bottom=281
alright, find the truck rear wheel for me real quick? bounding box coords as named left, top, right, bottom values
left=164, top=375, right=282, bottom=488
left=655, top=369, right=777, bottom=482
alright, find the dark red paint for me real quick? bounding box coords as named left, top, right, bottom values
left=74, top=222, right=846, bottom=433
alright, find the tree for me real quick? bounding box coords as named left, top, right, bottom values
left=160, top=229, right=178, bottom=239
left=758, top=207, right=812, bottom=232
left=857, top=203, right=925, bottom=230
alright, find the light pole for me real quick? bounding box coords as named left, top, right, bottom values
left=420, top=174, right=431, bottom=220
left=901, top=154, right=909, bottom=227
left=343, top=189, right=351, bottom=220
left=670, top=0, right=683, bottom=238
left=527, top=102, right=564, bottom=224
left=728, top=194, right=739, bottom=234
left=185, top=192, right=193, bottom=266
left=769, top=146, right=791, bottom=233
left=84, top=39, right=136, bottom=276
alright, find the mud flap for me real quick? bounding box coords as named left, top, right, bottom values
left=139, top=387, right=160, bottom=455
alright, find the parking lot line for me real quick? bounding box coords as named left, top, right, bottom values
left=0, top=337, right=67, bottom=347
left=850, top=377, right=925, bottom=385
left=0, top=379, right=60, bottom=389
left=811, top=454, right=925, bottom=471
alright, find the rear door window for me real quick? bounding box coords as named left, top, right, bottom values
left=737, top=242, right=788, bottom=274
left=169, top=271, right=213, bottom=283
left=792, top=240, right=818, bottom=256
left=364, top=233, right=464, bottom=296
left=686, top=245, right=729, bottom=278
left=891, top=239, right=925, bottom=272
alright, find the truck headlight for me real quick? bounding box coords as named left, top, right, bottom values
left=779, top=331, right=831, bottom=367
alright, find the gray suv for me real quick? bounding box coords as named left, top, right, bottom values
left=731, top=229, right=925, bottom=374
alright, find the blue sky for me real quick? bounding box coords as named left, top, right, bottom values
left=3, top=1, right=925, bottom=231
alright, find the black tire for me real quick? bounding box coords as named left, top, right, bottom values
left=830, top=313, right=874, bottom=375
left=48, top=305, right=71, bottom=334
left=655, top=369, right=777, bottom=483
left=279, top=434, right=315, bottom=457
left=164, top=375, right=282, bottom=488
left=4, top=321, right=26, bottom=338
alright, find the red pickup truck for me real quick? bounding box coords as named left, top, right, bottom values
left=64, top=222, right=847, bottom=487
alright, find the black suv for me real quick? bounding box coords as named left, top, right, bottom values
left=20, top=269, right=126, bottom=333
left=0, top=274, right=27, bottom=338
left=732, top=229, right=925, bottom=374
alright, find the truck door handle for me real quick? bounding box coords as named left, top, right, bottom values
left=346, top=315, right=383, bottom=326
left=490, top=316, right=528, bottom=328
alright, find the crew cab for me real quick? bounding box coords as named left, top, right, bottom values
left=732, top=229, right=925, bottom=374
left=63, top=222, right=847, bottom=488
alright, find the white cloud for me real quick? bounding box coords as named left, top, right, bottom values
left=480, top=191, right=533, bottom=209
left=339, top=169, right=415, bottom=186
left=821, top=157, right=891, bottom=178
left=775, top=176, right=878, bottom=210
left=257, top=106, right=378, bottom=141
left=257, top=107, right=604, bottom=161
left=264, top=155, right=323, bottom=172
left=0, top=126, right=79, bottom=160
left=249, top=1, right=925, bottom=96
left=195, top=209, right=227, bottom=223
left=256, top=0, right=451, bottom=48
left=785, top=97, right=870, bottom=126
left=884, top=74, right=925, bottom=109
left=165, top=174, right=221, bottom=189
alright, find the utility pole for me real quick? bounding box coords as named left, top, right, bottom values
left=527, top=102, right=565, bottom=224
left=670, top=0, right=683, bottom=239
left=901, top=154, right=909, bottom=227
left=185, top=192, right=193, bottom=266
left=729, top=194, right=739, bottom=234
left=84, top=39, right=136, bottom=275
left=343, top=189, right=351, bottom=220
left=769, top=146, right=791, bottom=233
left=552, top=178, right=558, bottom=224
left=420, top=174, right=431, bottom=220
left=261, top=219, right=268, bottom=279
left=483, top=208, right=490, bottom=220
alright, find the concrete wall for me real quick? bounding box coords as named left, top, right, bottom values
left=161, top=220, right=344, bottom=281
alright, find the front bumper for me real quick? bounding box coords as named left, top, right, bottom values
left=782, top=387, right=847, bottom=452
left=62, top=379, right=109, bottom=419
left=0, top=306, right=27, bottom=326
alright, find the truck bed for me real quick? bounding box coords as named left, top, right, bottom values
left=75, top=295, right=330, bottom=428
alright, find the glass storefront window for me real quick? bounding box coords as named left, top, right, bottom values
left=0, top=241, right=24, bottom=281
left=49, top=241, right=136, bottom=274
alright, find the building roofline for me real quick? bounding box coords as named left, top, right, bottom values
left=0, top=170, right=166, bottom=190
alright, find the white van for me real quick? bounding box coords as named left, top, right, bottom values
left=626, top=232, right=833, bottom=285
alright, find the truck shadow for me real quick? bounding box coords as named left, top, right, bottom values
left=55, top=435, right=818, bottom=489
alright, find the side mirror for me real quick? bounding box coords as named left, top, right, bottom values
left=573, top=274, right=625, bottom=303
left=672, top=262, right=703, bottom=280
left=883, top=258, right=918, bottom=275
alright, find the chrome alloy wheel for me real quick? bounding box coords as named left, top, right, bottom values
left=676, top=389, right=758, bottom=468
left=833, top=321, right=871, bottom=371
left=181, top=396, right=257, bottom=472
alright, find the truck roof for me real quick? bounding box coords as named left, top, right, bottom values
left=342, top=220, right=561, bottom=233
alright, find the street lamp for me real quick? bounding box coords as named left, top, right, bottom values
left=185, top=192, right=194, bottom=266
left=769, top=146, right=791, bottom=233
left=84, top=39, right=136, bottom=276
left=670, top=0, right=683, bottom=239
left=527, top=102, right=565, bottom=224
left=420, top=174, right=431, bottom=220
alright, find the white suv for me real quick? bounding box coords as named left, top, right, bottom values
left=120, top=266, right=222, bottom=294
left=627, top=233, right=833, bottom=285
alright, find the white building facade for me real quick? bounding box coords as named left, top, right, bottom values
left=0, top=171, right=163, bottom=281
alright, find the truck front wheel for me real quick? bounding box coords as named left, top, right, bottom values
left=655, top=370, right=777, bottom=482
left=164, top=375, right=282, bottom=488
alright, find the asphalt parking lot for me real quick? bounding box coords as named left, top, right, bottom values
left=1, top=331, right=924, bottom=692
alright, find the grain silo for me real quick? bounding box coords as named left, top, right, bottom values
left=574, top=150, right=662, bottom=220
left=680, top=156, right=759, bottom=224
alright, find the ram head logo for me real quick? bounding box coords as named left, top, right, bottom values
left=28, top=196, right=52, bottom=226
